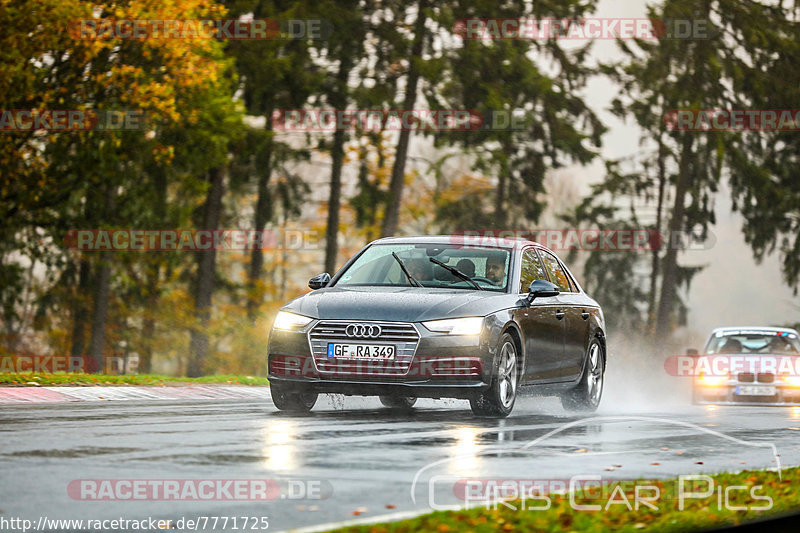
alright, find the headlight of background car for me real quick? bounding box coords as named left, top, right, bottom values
left=273, top=311, right=313, bottom=331
left=423, top=317, right=484, bottom=335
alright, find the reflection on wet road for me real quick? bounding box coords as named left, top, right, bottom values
left=2, top=394, right=800, bottom=531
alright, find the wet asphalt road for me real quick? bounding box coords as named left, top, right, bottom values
left=2, top=384, right=800, bottom=532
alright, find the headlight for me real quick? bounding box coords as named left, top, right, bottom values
left=423, top=317, right=484, bottom=335
left=273, top=311, right=313, bottom=331
left=698, top=373, right=727, bottom=386
left=782, top=376, right=800, bottom=387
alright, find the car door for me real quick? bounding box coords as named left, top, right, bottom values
left=515, top=247, right=564, bottom=383
left=538, top=249, right=587, bottom=380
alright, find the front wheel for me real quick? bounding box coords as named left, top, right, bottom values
left=270, top=381, right=318, bottom=413
left=561, top=338, right=604, bottom=412
left=470, top=333, right=519, bottom=417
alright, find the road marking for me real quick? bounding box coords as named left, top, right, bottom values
left=0, top=385, right=273, bottom=403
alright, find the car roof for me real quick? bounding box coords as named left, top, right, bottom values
left=709, top=326, right=800, bottom=336
left=370, top=234, right=546, bottom=251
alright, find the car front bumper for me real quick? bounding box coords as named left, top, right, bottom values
left=267, top=319, right=498, bottom=398
left=693, top=381, right=800, bottom=405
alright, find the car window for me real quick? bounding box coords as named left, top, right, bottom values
left=334, top=243, right=511, bottom=292
left=519, top=249, right=546, bottom=293
left=705, top=331, right=800, bottom=354
left=538, top=250, right=573, bottom=293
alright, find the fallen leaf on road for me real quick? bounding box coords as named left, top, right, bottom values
left=574, top=448, right=588, bottom=453
left=651, top=462, right=660, bottom=465
left=385, top=504, right=396, bottom=509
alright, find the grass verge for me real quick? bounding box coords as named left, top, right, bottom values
left=0, top=372, right=269, bottom=386
left=330, top=467, right=800, bottom=533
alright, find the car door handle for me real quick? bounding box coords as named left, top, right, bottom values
left=581, top=311, right=590, bottom=320
left=555, top=310, right=565, bottom=320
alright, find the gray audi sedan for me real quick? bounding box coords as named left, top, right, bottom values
left=267, top=235, right=606, bottom=417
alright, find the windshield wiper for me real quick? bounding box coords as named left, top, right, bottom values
left=429, top=257, right=482, bottom=290
left=392, top=252, right=422, bottom=287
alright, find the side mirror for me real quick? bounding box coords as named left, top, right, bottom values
left=527, top=279, right=559, bottom=302
left=308, top=272, right=331, bottom=290
left=686, top=348, right=699, bottom=357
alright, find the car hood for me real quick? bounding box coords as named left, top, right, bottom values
left=283, top=286, right=511, bottom=322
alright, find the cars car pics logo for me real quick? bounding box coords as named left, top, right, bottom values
left=344, top=323, right=382, bottom=338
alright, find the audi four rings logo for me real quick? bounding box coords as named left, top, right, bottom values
left=345, top=323, right=382, bottom=338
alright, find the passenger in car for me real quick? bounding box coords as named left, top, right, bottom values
left=456, top=258, right=476, bottom=278
left=719, top=338, right=742, bottom=354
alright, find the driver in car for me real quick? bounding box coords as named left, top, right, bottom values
left=485, top=256, right=505, bottom=285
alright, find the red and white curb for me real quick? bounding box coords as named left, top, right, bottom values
left=0, top=385, right=272, bottom=404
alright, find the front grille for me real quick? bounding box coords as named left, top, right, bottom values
left=737, top=372, right=754, bottom=383
left=757, top=373, right=775, bottom=383
left=308, top=321, right=419, bottom=376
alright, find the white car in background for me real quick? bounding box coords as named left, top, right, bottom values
left=691, top=326, right=800, bottom=405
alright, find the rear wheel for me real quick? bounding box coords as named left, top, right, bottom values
left=270, top=381, right=318, bottom=412
left=470, top=333, right=519, bottom=417
left=561, top=338, right=604, bottom=412
left=379, top=395, right=417, bottom=410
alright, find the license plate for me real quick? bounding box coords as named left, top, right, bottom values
left=736, top=385, right=776, bottom=396
left=327, top=343, right=395, bottom=360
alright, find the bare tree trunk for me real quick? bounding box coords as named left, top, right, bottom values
left=655, top=133, right=693, bottom=339
left=70, top=259, right=90, bottom=358
left=187, top=167, right=225, bottom=377
left=647, top=132, right=667, bottom=334
left=87, top=253, right=111, bottom=372
left=139, top=265, right=159, bottom=374
left=87, top=185, right=116, bottom=373
left=247, top=118, right=274, bottom=318
left=381, top=0, right=428, bottom=237
left=324, top=57, right=352, bottom=274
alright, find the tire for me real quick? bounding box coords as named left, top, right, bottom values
left=379, top=395, right=417, bottom=410
left=270, top=381, right=318, bottom=412
left=561, top=338, right=604, bottom=412
left=470, top=332, right=519, bottom=417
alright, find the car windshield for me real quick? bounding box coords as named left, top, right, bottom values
left=333, top=243, right=511, bottom=292
left=705, top=331, right=800, bottom=355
